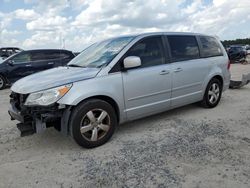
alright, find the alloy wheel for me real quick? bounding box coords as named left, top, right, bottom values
left=208, top=83, right=220, bottom=104
left=80, top=109, right=111, bottom=142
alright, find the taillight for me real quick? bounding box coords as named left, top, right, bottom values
left=227, top=59, right=231, bottom=70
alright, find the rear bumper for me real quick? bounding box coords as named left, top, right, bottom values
left=223, top=81, right=230, bottom=92
left=223, top=70, right=231, bottom=92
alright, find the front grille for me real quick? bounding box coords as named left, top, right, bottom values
left=10, top=92, right=28, bottom=110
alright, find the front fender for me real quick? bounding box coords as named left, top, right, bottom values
left=57, top=73, right=126, bottom=122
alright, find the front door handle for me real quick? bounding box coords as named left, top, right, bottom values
left=25, top=64, right=32, bottom=67
left=159, top=70, right=170, bottom=75
left=48, top=62, right=54, bottom=65
left=174, top=68, right=183, bottom=73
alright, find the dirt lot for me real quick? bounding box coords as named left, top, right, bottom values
left=0, top=64, right=250, bottom=188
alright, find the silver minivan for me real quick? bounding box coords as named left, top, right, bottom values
left=9, top=32, right=231, bottom=148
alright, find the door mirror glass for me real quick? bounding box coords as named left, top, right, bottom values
left=123, top=56, right=141, bottom=69
left=7, top=60, right=14, bottom=66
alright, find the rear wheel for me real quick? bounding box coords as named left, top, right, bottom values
left=0, top=75, right=6, bottom=90
left=70, top=99, right=117, bottom=148
left=200, top=78, right=222, bottom=108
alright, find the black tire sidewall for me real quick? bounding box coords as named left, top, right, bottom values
left=204, top=78, right=222, bottom=108
left=70, top=99, right=117, bottom=148
left=0, top=75, right=6, bottom=90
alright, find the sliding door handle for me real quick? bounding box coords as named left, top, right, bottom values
left=159, top=70, right=170, bottom=75
left=174, top=68, right=183, bottom=73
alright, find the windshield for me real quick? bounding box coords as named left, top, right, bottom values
left=68, top=36, right=134, bottom=68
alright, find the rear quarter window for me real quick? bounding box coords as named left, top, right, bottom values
left=199, top=36, right=223, bottom=57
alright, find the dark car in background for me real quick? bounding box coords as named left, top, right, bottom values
left=0, top=49, right=75, bottom=89
left=0, top=47, right=23, bottom=59
left=227, top=45, right=247, bottom=63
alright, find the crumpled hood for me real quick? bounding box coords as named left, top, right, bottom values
left=11, top=66, right=100, bottom=94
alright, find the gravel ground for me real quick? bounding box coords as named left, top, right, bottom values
left=0, top=64, right=250, bottom=188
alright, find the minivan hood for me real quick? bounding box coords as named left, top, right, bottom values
left=11, top=66, right=100, bottom=94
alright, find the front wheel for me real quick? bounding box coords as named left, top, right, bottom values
left=0, top=75, right=6, bottom=90
left=70, top=99, right=117, bottom=148
left=200, top=78, right=222, bottom=108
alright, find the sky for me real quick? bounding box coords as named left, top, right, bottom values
left=0, top=0, right=250, bottom=51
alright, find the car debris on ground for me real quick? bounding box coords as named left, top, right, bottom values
left=230, top=73, right=250, bottom=89
left=229, top=61, right=250, bottom=89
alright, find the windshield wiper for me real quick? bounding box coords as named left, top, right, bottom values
left=67, top=64, right=85, bottom=68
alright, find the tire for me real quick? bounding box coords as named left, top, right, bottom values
left=200, top=78, right=222, bottom=108
left=70, top=99, right=117, bottom=148
left=0, top=75, right=6, bottom=90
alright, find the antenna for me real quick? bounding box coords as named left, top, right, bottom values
left=62, top=38, right=65, bottom=49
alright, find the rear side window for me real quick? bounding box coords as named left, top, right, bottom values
left=168, top=35, right=199, bottom=62
left=31, top=51, right=62, bottom=61
left=125, top=36, right=165, bottom=68
left=59, top=52, right=72, bottom=59
left=31, top=52, right=46, bottom=61
left=45, top=51, right=72, bottom=60
left=199, top=36, right=223, bottom=57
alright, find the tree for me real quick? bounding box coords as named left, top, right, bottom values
left=222, top=38, right=250, bottom=47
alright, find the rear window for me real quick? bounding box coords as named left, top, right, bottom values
left=168, top=35, right=199, bottom=62
left=199, top=36, right=223, bottom=57
left=230, top=47, right=243, bottom=52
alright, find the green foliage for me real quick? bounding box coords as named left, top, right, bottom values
left=222, top=38, right=250, bottom=47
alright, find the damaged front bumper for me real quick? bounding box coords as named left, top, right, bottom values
left=229, top=73, right=250, bottom=89
left=8, top=92, right=71, bottom=137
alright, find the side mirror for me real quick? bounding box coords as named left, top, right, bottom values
left=7, top=60, right=14, bottom=66
left=123, top=56, right=141, bottom=69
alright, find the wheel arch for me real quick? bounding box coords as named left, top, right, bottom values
left=74, top=95, right=120, bottom=123
left=0, top=73, right=6, bottom=80
left=0, top=71, right=10, bottom=83
left=212, top=75, right=223, bottom=87
left=202, top=72, right=224, bottom=97
left=0, top=73, right=8, bottom=87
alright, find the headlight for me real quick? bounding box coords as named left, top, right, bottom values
left=25, top=84, right=72, bottom=106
